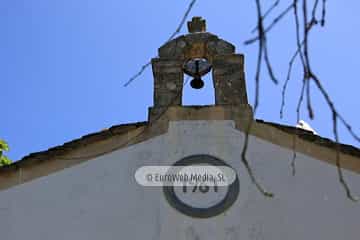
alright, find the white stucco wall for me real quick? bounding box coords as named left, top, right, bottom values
left=0, top=120, right=359, bottom=240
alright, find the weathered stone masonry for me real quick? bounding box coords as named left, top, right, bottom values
left=150, top=17, right=251, bottom=121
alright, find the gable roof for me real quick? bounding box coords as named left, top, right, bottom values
left=0, top=105, right=359, bottom=191
left=256, top=119, right=360, bottom=159
left=20, top=121, right=147, bottom=164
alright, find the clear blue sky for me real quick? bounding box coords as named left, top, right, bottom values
left=1, top=0, right=360, bottom=160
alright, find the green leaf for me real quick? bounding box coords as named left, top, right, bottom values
left=0, top=139, right=9, bottom=152
left=0, top=155, right=11, bottom=166
left=0, top=139, right=11, bottom=167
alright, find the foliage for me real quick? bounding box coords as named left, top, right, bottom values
left=0, top=139, right=12, bottom=166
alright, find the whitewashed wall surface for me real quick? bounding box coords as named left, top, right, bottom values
left=0, top=120, right=359, bottom=240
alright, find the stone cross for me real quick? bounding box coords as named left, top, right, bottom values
left=187, top=17, right=206, bottom=33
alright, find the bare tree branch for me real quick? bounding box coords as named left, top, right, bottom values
left=123, top=0, right=197, bottom=87
left=245, top=0, right=359, bottom=200
left=245, top=3, right=294, bottom=45
left=251, top=0, right=281, bottom=33
left=123, top=62, right=151, bottom=87
left=240, top=0, right=275, bottom=198
left=280, top=40, right=304, bottom=118
left=333, top=113, right=359, bottom=202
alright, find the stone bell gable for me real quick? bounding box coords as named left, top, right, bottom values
left=151, top=17, right=248, bottom=111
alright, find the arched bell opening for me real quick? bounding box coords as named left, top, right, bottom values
left=182, top=69, right=215, bottom=106
left=182, top=57, right=215, bottom=105
left=151, top=16, right=249, bottom=111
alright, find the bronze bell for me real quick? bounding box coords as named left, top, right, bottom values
left=183, top=58, right=212, bottom=90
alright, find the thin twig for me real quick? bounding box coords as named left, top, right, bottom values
left=251, top=0, right=281, bottom=33
left=241, top=122, right=274, bottom=197
left=290, top=131, right=297, bottom=176
left=240, top=0, right=275, bottom=198
left=166, top=0, right=197, bottom=42
left=245, top=3, right=294, bottom=45
left=59, top=77, right=191, bottom=161
left=321, top=0, right=326, bottom=26
left=123, top=0, right=197, bottom=87
left=123, top=62, right=151, bottom=87
left=280, top=40, right=304, bottom=118
left=333, top=113, right=359, bottom=202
